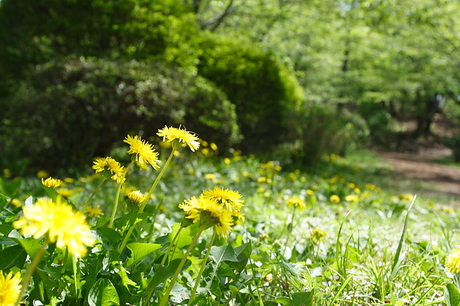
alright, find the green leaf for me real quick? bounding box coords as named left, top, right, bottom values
left=0, top=245, right=27, bottom=270
left=0, top=193, right=8, bottom=210
left=88, top=278, right=120, bottom=306
left=229, top=242, right=252, bottom=273
left=114, top=262, right=138, bottom=290
left=15, top=237, right=43, bottom=258
left=125, top=243, right=161, bottom=268
left=274, top=297, right=290, bottom=305
left=114, top=213, right=150, bottom=232
left=445, top=283, right=460, bottom=306
left=0, top=178, right=23, bottom=198
left=290, top=292, right=314, bottom=306
left=210, top=245, right=239, bottom=265
left=95, top=227, right=122, bottom=251
left=148, top=259, right=191, bottom=290
left=169, top=223, right=192, bottom=248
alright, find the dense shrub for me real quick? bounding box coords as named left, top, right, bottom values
left=285, top=103, right=369, bottom=164
left=197, top=33, right=304, bottom=152
left=0, top=57, right=240, bottom=173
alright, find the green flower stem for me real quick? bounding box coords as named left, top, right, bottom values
left=15, top=240, right=48, bottom=306
left=283, top=207, right=297, bottom=254
left=158, top=228, right=204, bottom=306
left=109, top=182, right=123, bottom=228
left=189, top=229, right=217, bottom=304
left=141, top=148, right=175, bottom=213
left=118, top=149, right=175, bottom=253
left=72, top=256, right=79, bottom=298
left=82, top=177, right=107, bottom=209
left=161, top=224, right=184, bottom=266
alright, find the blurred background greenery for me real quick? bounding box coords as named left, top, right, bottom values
left=1, top=0, right=460, bottom=174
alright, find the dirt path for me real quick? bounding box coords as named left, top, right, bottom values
left=376, top=148, right=460, bottom=198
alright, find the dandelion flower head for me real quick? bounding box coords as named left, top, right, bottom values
left=157, top=126, right=200, bottom=152
left=126, top=190, right=148, bottom=212
left=311, top=229, right=327, bottom=243
left=179, top=196, right=234, bottom=237
left=42, top=177, right=63, bottom=188
left=84, top=205, right=104, bottom=218
left=13, top=197, right=95, bottom=257
left=124, top=135, right=160, bottom=170
left=0, top=270, right=21, bottom=306
left=202, top=187, right=244, bottom=212
left=287, top=197, right=306, bottom=210
left=446, top=248, right=460, bottom=274
left=92, top=157, right=126, bottom=184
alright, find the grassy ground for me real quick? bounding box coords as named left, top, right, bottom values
left=1, top=146, right=459, bottom=305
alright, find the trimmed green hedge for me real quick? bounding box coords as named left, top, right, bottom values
left=197, top=33, right=304, bottom=152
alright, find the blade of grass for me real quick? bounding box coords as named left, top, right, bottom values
left=391, top=195, right=416, bottom=278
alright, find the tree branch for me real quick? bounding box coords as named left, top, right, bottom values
left=200, top=0, right=234, bottom=31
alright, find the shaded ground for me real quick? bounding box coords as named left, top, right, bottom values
left=375, top=114, right=460, bottom=199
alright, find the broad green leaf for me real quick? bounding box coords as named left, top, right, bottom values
left=445, top=283, right=460, bottom=306
left=149, top=259, right=190, bottom=290
left=15, top=237, right=43, bottom=258
left=210, top=245, right=238, bottom=265
left=95, top=227, right=122, bottom=251
left=274, top=297, right=290, bottom=305
left=114, top=213, right=150, bottom=233
left=169, top=223, right=192, bottom=248
left=229, top=242, right=252, bottom=273
left=126, top=243, right=161, bottom=267
left=0, top=245, right=27, bottom=270
left=88, top=278, right=120, bottom=306
left=0, top=178, right=22, bottom=198
left=291, top=292, right=314, bottom=306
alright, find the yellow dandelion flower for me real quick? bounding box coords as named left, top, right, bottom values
left=13, top=197, right=95, bottom=258
left=204, top=174, right=216, bottom=180
left=399, top=194, right=414, bottom=201
left=354, top=188, right=361, bottom=194
left=11, top=199, right=22, bottom=208
left=223, top=158, right=231, bottom=165
left=42, top=177, right=63, bottom=188
left=36, top=170, right=48, bottom=179
left=57, top=188, right=74, bottom=198
left=257, top=187, right=265, bottom=193
left=446, top=248, right=460, bottom=274
left=330, top=195, right=340, bottom=203
left=201, top=148, right=210, bottom=156
left=126, top=190, right=148, bottom=212
left=287, top=197, right=306, bottom=210
left=84, top=205, right=104, bottom=218
left=92, top=157, right=126, bottom=184
left=311, top=229, right=327, bottom=243
left=179, top=196, right=234, bottom=237
left=0, top=270, right=21, bottom=306
left=157, top=126, right=200, bottom=152
left=345, top=195, right=358, bottom=202
left=201, top=186, right=244, bottom=212
left=64, top=177, right=75, bottom=184
left=124, top=135, right=160, bottom=170
left=275, top=165, right=282, bottom=171
left=210, top=143, right=218, bottom=151
left=306, top=189, right=314, bottom=195
left=3, top=169, right=11, bottom=178
left=257, top=177, right=267, bottom=183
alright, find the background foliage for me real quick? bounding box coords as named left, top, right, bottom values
left=2, top=0, right=460, bottom=173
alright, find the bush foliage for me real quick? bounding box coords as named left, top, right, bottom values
left=0, top=57, right=240, bottom=172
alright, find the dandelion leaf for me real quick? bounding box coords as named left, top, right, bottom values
left=95, top=227, right=122, bottom=251
left=0, top=245, right=27, bottom=269
left=125, top=243, right=161, bottom=267
left=445, top=283, right=460, bottom=306
left=88, top=278, right=120, bottom=306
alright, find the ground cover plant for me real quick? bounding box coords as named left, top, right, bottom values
left=1, top=126, right=460, bottom=305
